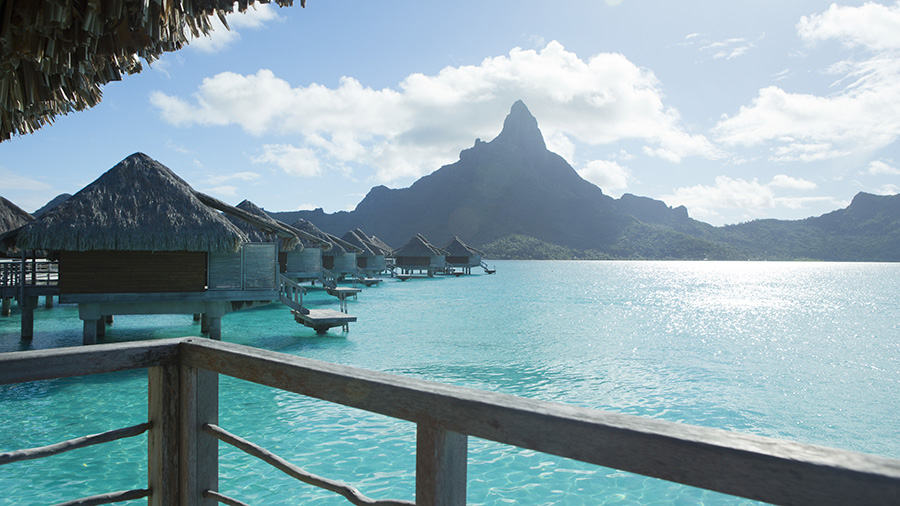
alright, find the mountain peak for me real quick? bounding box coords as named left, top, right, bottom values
left=492, top=100, right=546, bottom=151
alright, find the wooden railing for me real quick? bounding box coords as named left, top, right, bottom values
left=1, top=338, right=899, bottom=505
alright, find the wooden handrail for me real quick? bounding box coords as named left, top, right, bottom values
left=181, top=338, right=900, bottom=506
left=0, top=422, right=151, bottom=465
left=50, top=489, right=150, bottom=506
left=203, top=424, right=414, bottom=506
left=2, top=338, right=900, bottom=506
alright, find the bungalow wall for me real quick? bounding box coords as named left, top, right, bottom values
left=209, top=243, right=277, bottom=290
left=59, top=250, right=206, bottom=294
left=324, top=252, right=357, bottom=273
left=357, top=254, right=386, bottom=272
left=283, top=247, right=322, bottom=275
left=447, top=254, right=482, bottom=267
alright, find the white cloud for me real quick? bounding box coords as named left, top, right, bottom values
left=874, top=184, right=900, bottom=194
left=714, top=3, right=900, bottom=163
left=204, top=171, right=262, bottom=185
left=770, top=174, right=817, bottom=190
left=577, top=159, right=631, bottom=196
left=866, top=160, right=900, bottom=175
left=204, top=185, right=239, bottom=197
left=797, top=1, right=900, bottom=51
left=0, top=168, right=51, bottom=191
left=700, top=37, right=756, bottom=60
left=662, top=174, right=821, bottom=223
left=252, top=144, right=321, bottom=177
left=187, top=3, right=281, bottom=53
left=151, top=41, right=717, bottom=183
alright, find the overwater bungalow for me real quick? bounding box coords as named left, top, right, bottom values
left=284, top=218, right=334, bottom=282
left=443, top=236, right=491, bottom=274
left=322, top=232, right=363, bottom=278
left=0, top=197, right=36, bottom=316
left=228, top=201, right=332, bottom=280
left=9, top=153, right=302, bottom=343
left=392, top=233, right=449, bottom=278
left=341, top=229, right=386, bottom=277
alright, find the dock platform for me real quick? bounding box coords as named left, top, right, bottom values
left=359, top=278, right=382, bottom=287
left=293, top=309, right=357, bottom=334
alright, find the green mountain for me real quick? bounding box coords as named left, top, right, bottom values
left=271, top=101, right=900, bottom=261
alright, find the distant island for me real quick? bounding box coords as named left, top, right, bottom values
left=269, top=101, right=900, bottom=262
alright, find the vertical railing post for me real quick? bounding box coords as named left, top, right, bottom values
left=149, top=366, right=180, bottom=506
left=180, top=365, right=218, bottom=505
left=416, top=422, right=467, bottom=506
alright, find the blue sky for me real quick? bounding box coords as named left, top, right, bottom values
left=2, top=0, right=899, bottom=225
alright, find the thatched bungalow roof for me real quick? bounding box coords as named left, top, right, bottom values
left=393, top=234, right=448, bottom=258
left=443, top=236, right=485, bottom=257
left=224, top=200, right=300, bottom=251
left=14, top=152, right=296, bottom=253
left=324, top=232, right=363, bottom=255
left=366, top=234, right=394, bottom=256
left=341, top=230, right=375, bottom=257
left=350, top=228, right=391, bottom=256
left=290, top=218, right=340, bottom=252
left=0, top=196, right=33, bottom=234
left=1, top=0, right=302, bottom=142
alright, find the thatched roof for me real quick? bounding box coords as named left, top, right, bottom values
left=290, top=218, right=340, bottom=252
left=1, top=0, right=302, bottom=142
left=0, top=195, right=33, bottom=234
left=366, top=234, right=394, bottom=256
left=350, top=228, right=391, bottom=256
left=341, top=230, right=375, bottom=256
left=323, top=232, right=363, bottom=256
left=223, top=199, right=301, bottom=251
left=443, top=236, right=484, bottom=257
left=393, top=233, right=447, bottom=257
left=14, top=152, right=293, bottom=253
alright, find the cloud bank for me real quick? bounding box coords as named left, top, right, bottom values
left=151, top=41, right=717, bottom=184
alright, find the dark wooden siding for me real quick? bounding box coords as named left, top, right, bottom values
left=396, top=256, right=430, bottom=267
left=446, top=256, right=469, bottom=265
left=59, top=250, right=207, bottom=294
left=357, top=257, right=368, bottom=268
left=323, top=256, right=335, bottom=270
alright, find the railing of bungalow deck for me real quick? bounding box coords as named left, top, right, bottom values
left=1, top=337, right=899, bottom=506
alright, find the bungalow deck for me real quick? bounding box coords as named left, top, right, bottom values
left=292, top=308, right=357, bottom=334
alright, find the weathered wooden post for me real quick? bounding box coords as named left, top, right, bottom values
left=20, top=296, right=37, bottom=339
left=1, top=298, right=10, bottom=317
left=149, top=365, right=180, bottom=506
left=180, top=365, right=218, bottom=505
left=416, top=422, right=467, bottom=506
left=148, top=361, right=218, bottom=506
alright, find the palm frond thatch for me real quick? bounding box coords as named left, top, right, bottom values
left=15, top=152, right=256, bottom=252
left=0, top=195, right=34, bottom=234
left=393, top=233, right=447, bottom=257
left=0, top=0, right=303, bottom=142
left=290, top=218, right=340, bottom=252
left=444, top=236, right=484, bottom=257
left=204, top=196, right=299, bottom=252
left=341, top=230, right=375, bottom=256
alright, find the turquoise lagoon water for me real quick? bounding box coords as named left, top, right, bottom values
left=1, top=261, right=899, bottom=505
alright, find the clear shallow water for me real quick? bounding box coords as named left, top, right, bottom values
left=2, top=261, right=899, bottom=505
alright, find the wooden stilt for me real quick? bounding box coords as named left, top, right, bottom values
left=44, top=295, right=53, bottom=309
left=96, top=318, right=106, bottom=337
left=200, top=314, right=209, bottom=334
left=1, top=298, right=10, bottom=317
left=83, top=319, right=98, bottom=345
left=208, top=317, right=222, bottom=341
left=105, top=315, right=114, bottom=324
left=20, top=296, right=37, bottom=340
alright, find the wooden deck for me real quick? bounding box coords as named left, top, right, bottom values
left=292, top=308, right=357, bottom=334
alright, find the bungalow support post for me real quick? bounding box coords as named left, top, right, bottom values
left=20, top=295, right=37, bottom=339
left=148, top=363, right=219, bottom=506
left=416, top=422, right=467, bottom=506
